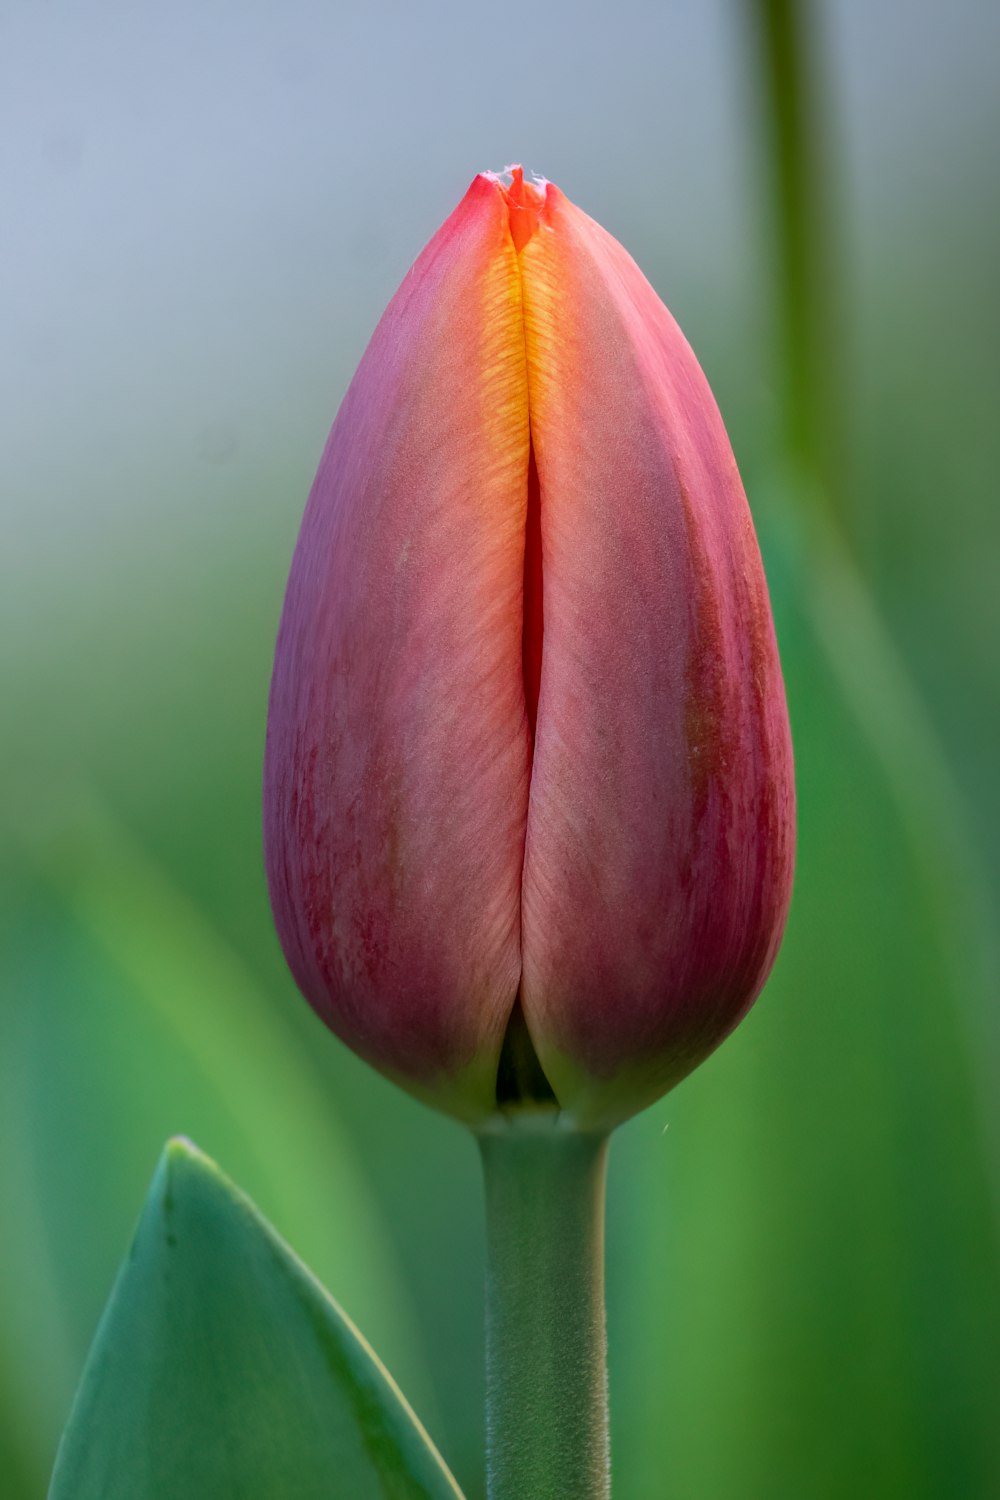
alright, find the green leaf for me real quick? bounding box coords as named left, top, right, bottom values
left=48, top=1139, right=464, bottom=1500
left=0, top=796, right=434, bottom=1481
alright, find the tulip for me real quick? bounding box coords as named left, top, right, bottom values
left=264, top=167, right=795, bottom=1130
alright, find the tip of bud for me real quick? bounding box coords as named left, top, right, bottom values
left=483, top=163, right=548, bottom=253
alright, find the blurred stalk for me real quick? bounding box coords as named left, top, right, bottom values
left=753, top=0, right=843, bottom=509
left=749, top=0, right=1000, bottom=1232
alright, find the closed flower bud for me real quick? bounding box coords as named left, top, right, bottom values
left=264, top=168, right=795, bottom=1128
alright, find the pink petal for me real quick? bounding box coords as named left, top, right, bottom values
left=264, top=176, right=532, bottom=1120
left=519, top=186, right=796, bottom=1125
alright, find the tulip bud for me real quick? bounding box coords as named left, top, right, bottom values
left=264, top=168, right=795, bottom=1128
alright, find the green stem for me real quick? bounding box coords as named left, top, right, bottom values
left=479, top=1122, right=610, bottom=1500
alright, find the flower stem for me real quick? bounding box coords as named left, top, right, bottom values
left=479, top=1121, right=610, bottom=1500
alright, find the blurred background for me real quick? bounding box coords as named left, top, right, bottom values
left=2, top=1, right=999, bottom=1495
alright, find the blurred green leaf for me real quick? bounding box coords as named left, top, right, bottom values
left=48, top=1138, right=465, bottom=1500
left=0, top=798, right=434, bottom=1493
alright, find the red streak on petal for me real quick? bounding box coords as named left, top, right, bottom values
left=677, top=475, right=738, bottom=827
left=522, top=434, right=544, bottom=741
